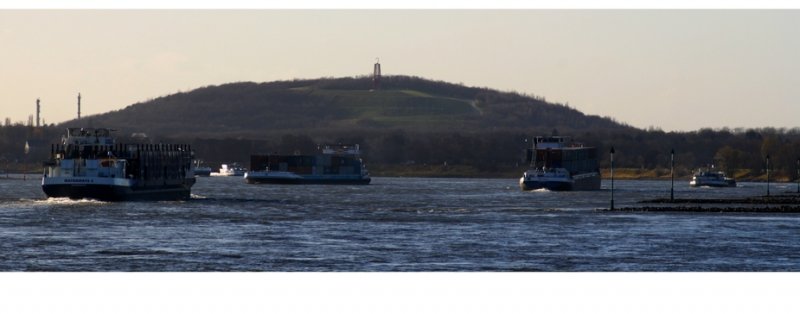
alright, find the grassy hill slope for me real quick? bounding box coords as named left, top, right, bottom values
left=64, top=75, right=631, bottom=138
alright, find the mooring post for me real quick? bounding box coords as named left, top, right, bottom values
left=670, top=148, right=675, bottom=202
left=766, top=154, right=771, bottom=197
left=23, top=141, right=29, bottom=180
left=610, top=146, right=615, bottom=210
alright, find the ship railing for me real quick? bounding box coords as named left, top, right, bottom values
left=321, top=144, right=361, bottom=155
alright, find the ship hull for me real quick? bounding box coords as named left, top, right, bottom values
left=519, top=180, right=573, bottom=191
left=42, top=177, right=195, bottom=201
left=520, top=172, right=601, bottom=191
left=244, top=172, right=370, bottom=185
left=194, top=170, right=212, bottom=177
left=690, top=181, right=736, bottom=188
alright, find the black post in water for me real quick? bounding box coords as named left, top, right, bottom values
left=766, top=154, right=771, bottom=197
left=610, top=146, right=615, bottom=210
left=670, top=149, right=675, bottom=201
left=23, top=141, right=29, bottom=181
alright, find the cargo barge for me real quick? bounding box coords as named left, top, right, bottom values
left=519, top=136, right=601, bottom=191
left=42, top=128, right=196, bottom=201
left=244, top=144, right=370, bottom=185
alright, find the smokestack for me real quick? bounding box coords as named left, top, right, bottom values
left=77, top=93, right=81, bottom=120
left=36, top=98, right=40, bottom=127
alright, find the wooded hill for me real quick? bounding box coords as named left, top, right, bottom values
left=63, top=75, right=630, bottom=137
left=3, top=76, right=799, bottom=180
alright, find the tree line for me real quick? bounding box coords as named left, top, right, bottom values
left=56, top=75, right=632, bottom=138
left=4, top=124, right=799, bottom=181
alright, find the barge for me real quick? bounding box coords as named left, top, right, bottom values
left=42, top=128, right=196, bottom=201
left=244, top=144, right=370, bottom=185
left=519, top=136, right=601, bottom=191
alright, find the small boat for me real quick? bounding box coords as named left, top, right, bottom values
left=519, top=136, right=601, bottom=191
left=41, top=128, right=196, bottom=201
left=193, top=160, right=212, bottom=177
left=244, top=144, right=370, bottom=185
left=216, top=163, right=246, bottom=176
left=690, top=169, right=736, bottom=187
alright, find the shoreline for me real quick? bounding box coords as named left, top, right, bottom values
left=3, top=167, right=797, bottom=183
left=0, top=172, right=38, bottom=178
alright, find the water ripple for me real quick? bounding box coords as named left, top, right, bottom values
left=1, top=176, right=799, bottom=271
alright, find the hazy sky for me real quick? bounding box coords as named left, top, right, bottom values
left=1, top=10, right=798, bottom=131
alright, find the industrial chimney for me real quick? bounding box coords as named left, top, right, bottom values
left=36, top=98, right=40, bottom=127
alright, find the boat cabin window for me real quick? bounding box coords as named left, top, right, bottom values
left=535, top=137, right=567, bottom=144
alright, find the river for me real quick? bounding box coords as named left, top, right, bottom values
left=1, top=175, right=799, bottom=271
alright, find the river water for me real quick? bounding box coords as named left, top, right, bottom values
left=1, top=175, right=799, bottom=271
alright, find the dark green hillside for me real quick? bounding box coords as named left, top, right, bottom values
left=64, top=76, right=630, bottom=137
left=5, top=76, right=800, bottom=179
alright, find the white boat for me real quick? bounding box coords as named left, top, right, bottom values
left=690, top=169, right=736, bottom=187
left=216, top=163, right=246, bottom=176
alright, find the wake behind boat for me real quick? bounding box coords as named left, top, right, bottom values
left=244, top=144, right=370, bottom=185
left=41, top=128, right=196, bottom=201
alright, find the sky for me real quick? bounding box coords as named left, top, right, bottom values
left=1, top=9, right=799, bottom=131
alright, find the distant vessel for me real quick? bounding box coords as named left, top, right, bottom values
left=244, top=144, right=371, bottom=184
left=690, top=168, right=736, bottom=187
left=519, top=136, right=601, bottom=191
left=42, top=128, right=196, bottom=201
left=193, top=160, right=212, bottom=177
left=216, top=163, right=246, bottom=176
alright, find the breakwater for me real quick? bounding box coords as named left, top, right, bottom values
left=603, top=192, right=800, bottom=213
